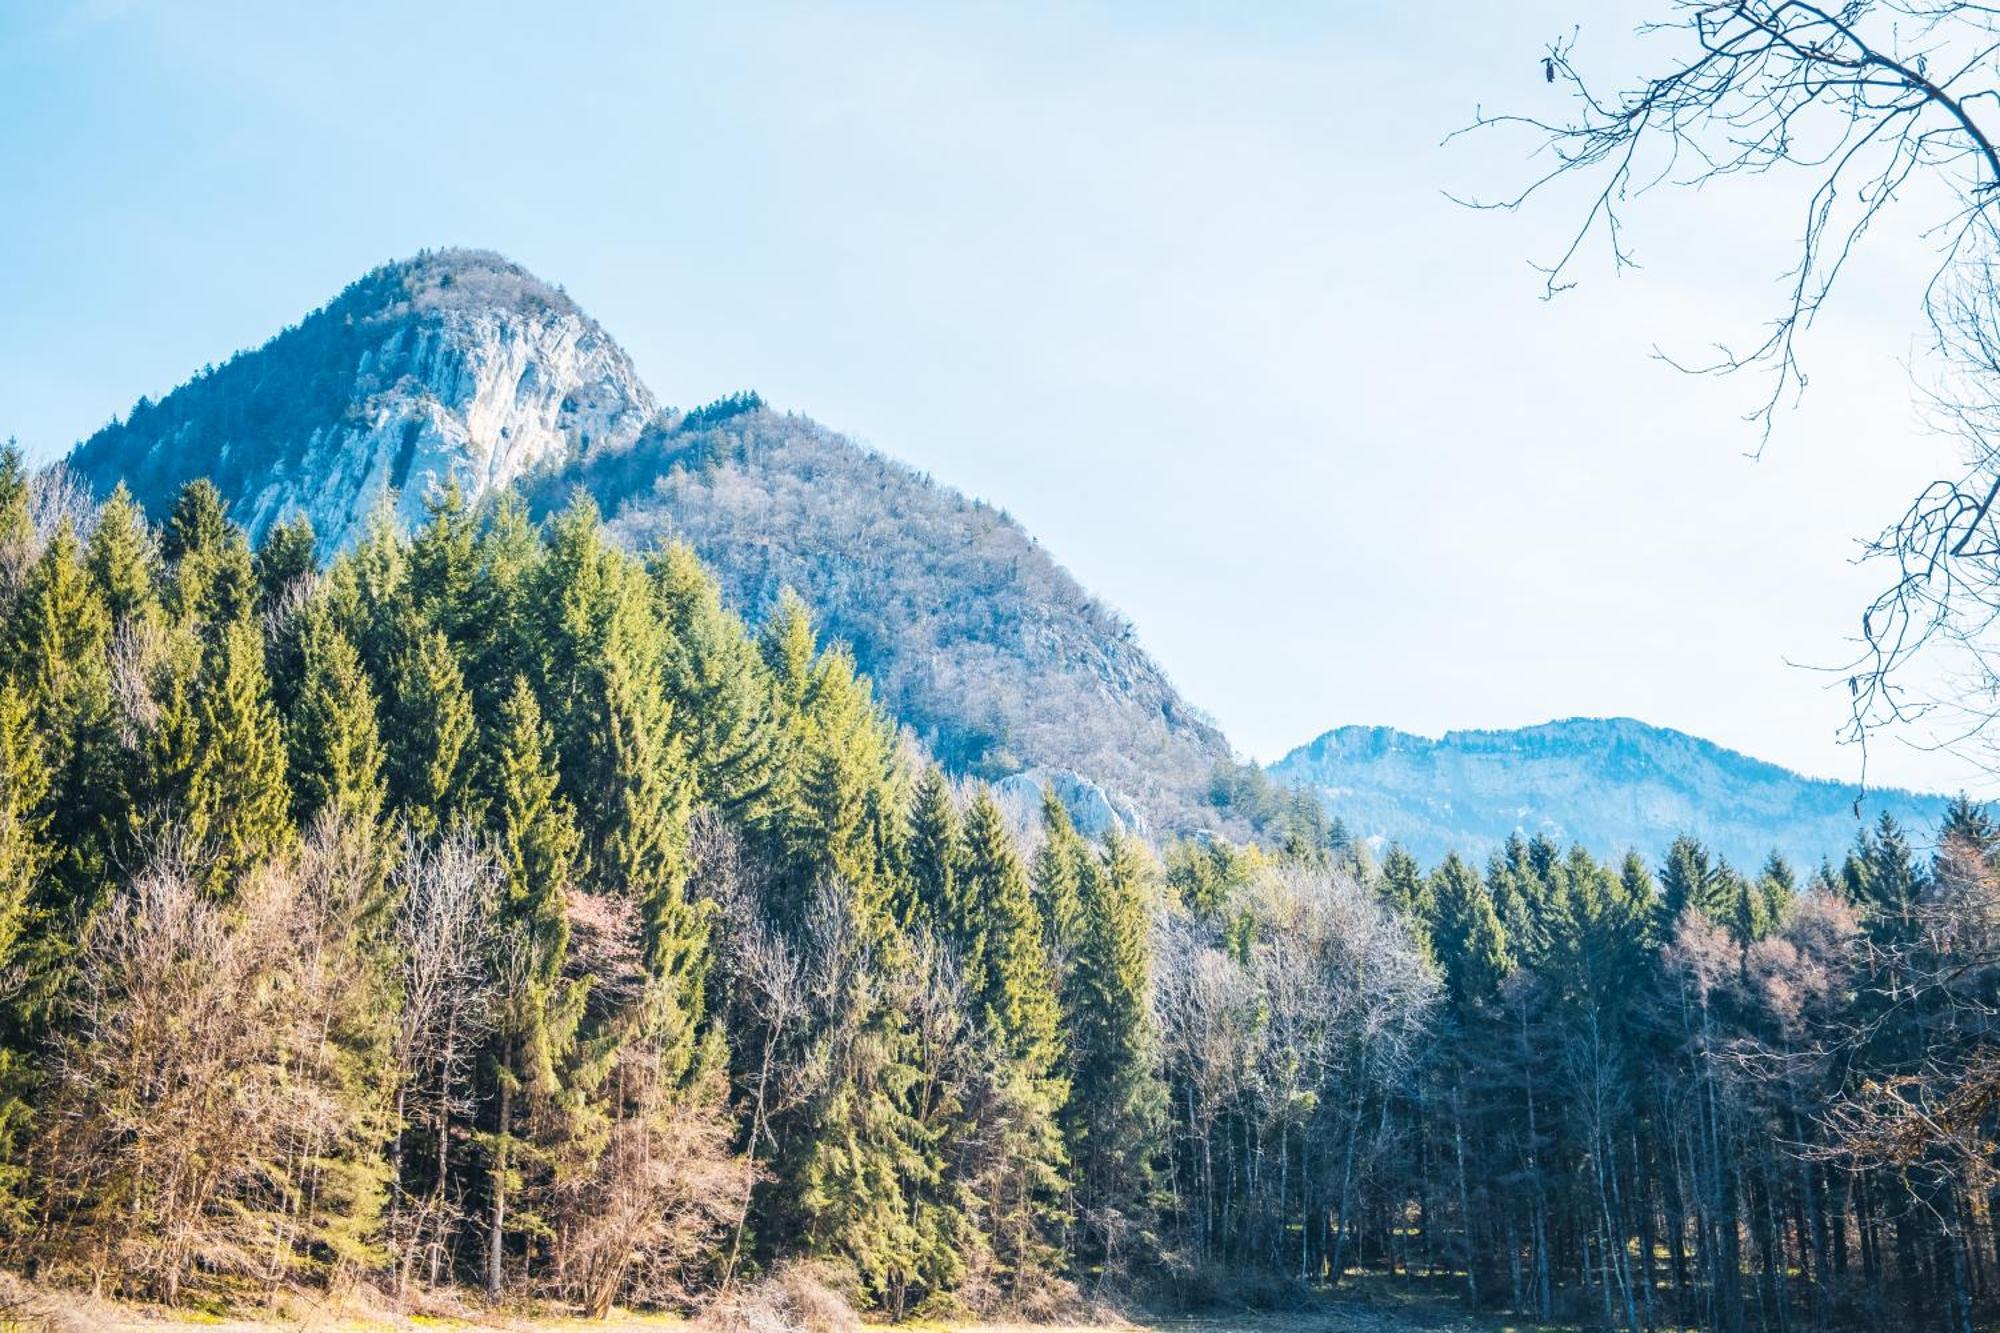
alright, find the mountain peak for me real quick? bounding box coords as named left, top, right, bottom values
left=340, top=248, right=583, bottom=324
left=1273, top=715, right=1948, bottom=867
left=67, top=248, right=653, bottom=549
left=61, top=249, right=1239, bottom=836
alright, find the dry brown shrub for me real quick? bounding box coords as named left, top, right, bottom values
left=0, top=1271, right=118, bottom=1333
left=696, top=1260, right=861, bottom=1333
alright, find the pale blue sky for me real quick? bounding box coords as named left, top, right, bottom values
left=0, top=2, right=1982, bottom=792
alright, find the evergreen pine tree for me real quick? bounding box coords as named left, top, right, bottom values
left=179, top=619, right=290, bottom=894
left=85, top=484, right=158, bottom=626
left=162, top=480, right=255, bottom=635
left=0, top=445, right=30, bottom=582
left=1429, top=852, right=1509, bottom=1013
left=1031, top=789, right=1089, bottom=972
left=651, top=541, right=777, bottom=818
left=955, top=789, right=1069, bottom=1287
left=0, top=685, right=50, bottom=1222
left=1377, top=843, right=1434, bottom=927
left=288, top=608, right=386, bottom=827
left=254, top=513, right=317, bottom=612
left=407, top=481, right=480, bottom=645
left=1658, top=834, right=1737, bottom=932
left=1842, top=811, right=1927, bottom=946
left=384, top=628, right=477, bottom=838
left=8, top=522, right=125, bottom=918
left=1067, top=829, right=1166, bottom=1262
left=482, top=674, right=583, bottom=1297
left=905, top=767, right=963, bottom=934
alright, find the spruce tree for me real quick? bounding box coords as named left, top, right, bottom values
left=1658, top=834, right=1738, bottom=933
left=651, top=541, right=777, bottom=818
left=0, top=445, right=30, bottom=581
left=407, top=481, right=479, bottom=645
left=1377, top=843, right=1434, bottom=930
left=162, top=480, right=255, bottom=635
left=482, top=675, right=583, bottom=1297
left=339, top=499, right=413, bottom=683
left=1031, top=789, right=1089, bottom=971
left=1429, top=852, right=1509, bottom=1013
left=1067, top=829, right=1166, bottom=1262
left=8, top=522, right=124, bottom=918
left=288, top=608, right=386, bottom=827
left=384, top=628, right=477, bottom=837
left=957, top=789, right=1068, bottom=1288
left=1842, top=812, right=1926, bottom=945
left=254, top=513, right=317, bottom=612
left=904, top=767, right=963, bottom=934
left=466, top=494, right=543, bottom=725
left=180, top=619, right=290, bottom=895
left=85, top=484, right=158, bottom=626
left=763, top=588, right=820, bottom=726
left=0, top=685, right=49, bottom=1222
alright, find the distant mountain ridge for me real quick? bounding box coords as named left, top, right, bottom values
left=1267, top=716, right=1953, bottom=869
left=61, top=249, right=1239, bottom=835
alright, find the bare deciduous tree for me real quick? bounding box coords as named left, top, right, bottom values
left=1463, top=1, right=2000, bottom=760
left=386, top=830, right=498, bottom=1293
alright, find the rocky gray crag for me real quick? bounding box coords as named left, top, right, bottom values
left=69, top=249, right=654, bottom=547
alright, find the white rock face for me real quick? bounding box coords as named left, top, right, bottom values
left=231, top=303, right=655, bottom=548
left=992, top=766, right=1150, bottom=841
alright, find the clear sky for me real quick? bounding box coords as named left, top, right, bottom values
left=1, top=2, right=1985, bottom=793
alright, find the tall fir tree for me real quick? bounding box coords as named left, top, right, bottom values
left=0, top=684, right=50, bottom=1224
left=178, top=619, right=290, bottom=895
left=85, top=484, right=158, bottom=626
left=162, top=480, right=256, bottom=636
left=1066, top=829, right=1166, bottom=1263
left=5, top=522, right=124, bottom=916
left=904, top=767, right=963, bottom=935
left=957, top=789, right=1069, bottom=1288
left=1429, top=852, right=1509, bottom=1014
left=288, top=608, right=387, bottom=828
left=482, top=674, right=584, bottom=1297
left=384, top=628, right=477, bottom=838
left=254, top=513, right=318, bottom=613
left=650, top=541, right=777, bottom=819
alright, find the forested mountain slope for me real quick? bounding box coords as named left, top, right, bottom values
left=62, top=249, right=1238, bottom=835
left=521, top=400, right=1235, bottom=833
left=1269, top=715, right=1951, bottom=867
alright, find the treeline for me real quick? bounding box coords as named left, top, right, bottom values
left=1175, top=795, right=2000, bottom=1333
left=2, top=447, right=1999, bottom=1330
left=0, top=450, right=1190, bottom=1318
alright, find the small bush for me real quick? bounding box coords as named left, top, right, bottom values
left=696, top=1260, right=862, bottom=1333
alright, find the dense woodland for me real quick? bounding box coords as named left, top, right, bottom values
left=0, top=445, right=1996, bottom=1330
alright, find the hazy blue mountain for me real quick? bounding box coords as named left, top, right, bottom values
left=63, top=249, right=1238, bottom=836
left=1268, top=717, right=1954, bottom=870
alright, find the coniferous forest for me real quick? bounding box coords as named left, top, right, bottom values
left=0, top=444, right=1997, bottom=1331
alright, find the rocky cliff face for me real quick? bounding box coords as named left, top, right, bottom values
left=68, top=250, right=655, bottom=547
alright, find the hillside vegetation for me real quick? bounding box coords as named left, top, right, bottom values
left=0, top=454, right=1993, bottom=1331
left=523, top=399, right=1237, bottom=835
